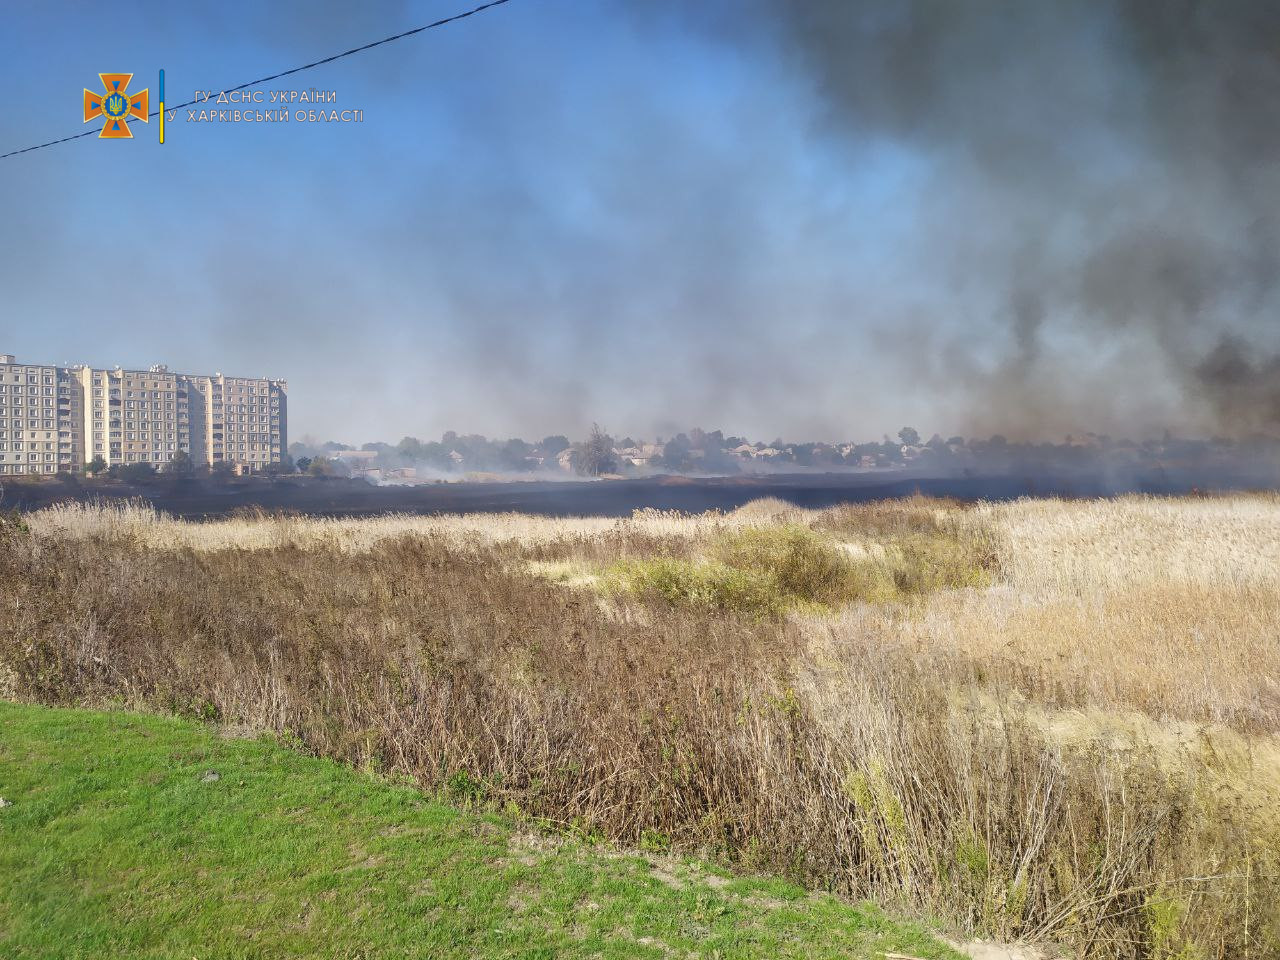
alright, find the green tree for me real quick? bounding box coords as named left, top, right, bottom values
left=119, top=462, right=157, bottom=483
left=86, top=455, right=107, bottom=476
left=578, top=424, right=617, bottom=477
left=166, top=450, right=194, bottom=475
left=656, top=434, right=694, bottom=472
left=499, top=438, right=533, bottom=471
left=262, top=455, right=295, bottom=476
left=541, top=435, right=571, bottom=456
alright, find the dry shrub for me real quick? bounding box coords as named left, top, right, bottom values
left=809, top=583, right=1280, bottom=734
left=729, top=496, right=805, bottom=521
left=1, top=501, right=1278, bottom=957
left=815, top=493, right=967, bottom=537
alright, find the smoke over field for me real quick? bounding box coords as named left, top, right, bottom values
left=676, top=0, right=1280, bottom=438
left=14, top=1, right=1280, bottom=444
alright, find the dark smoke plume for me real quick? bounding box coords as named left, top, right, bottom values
left=713, top=0, right=1280, bottom=435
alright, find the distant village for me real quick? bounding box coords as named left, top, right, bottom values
left=287, top=426, right=1279, bottom=484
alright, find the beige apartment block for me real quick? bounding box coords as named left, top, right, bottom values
left=0, top=355, right=82, bottom=477
left=0, top=354, right=287, bottom=477
left=188, top=373, right=288, bottom=470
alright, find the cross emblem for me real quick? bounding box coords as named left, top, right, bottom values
left=83, top=73, right=149, bottom=139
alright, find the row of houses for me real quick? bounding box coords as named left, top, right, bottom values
left=321, top=437, right=936, bottom=481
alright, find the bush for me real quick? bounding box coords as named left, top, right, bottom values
left=609, top=556, right=784, bottom=615
left=887, top=531, right=993, bottom=594
left=611, top=523, right=991, bottom=614
left=715, top=525, right=857, bottom=605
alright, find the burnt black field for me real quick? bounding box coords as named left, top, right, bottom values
left=4, top=466, right=1277, bottom=520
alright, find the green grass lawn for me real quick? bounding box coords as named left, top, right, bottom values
left=0, top=701, right=962, bottom=960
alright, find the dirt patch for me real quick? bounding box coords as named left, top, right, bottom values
left=951, top=939, right=1049, bottom=960
left=217, top=722, right=262, bottom=740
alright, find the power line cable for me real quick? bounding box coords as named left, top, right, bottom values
left=1, top=0, right=513, bottom=160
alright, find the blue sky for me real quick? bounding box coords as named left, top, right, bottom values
left=3, top=1, right=1277, bottom=442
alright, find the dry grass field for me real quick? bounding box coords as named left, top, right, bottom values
left=4, top=494, right=1279, bottom=957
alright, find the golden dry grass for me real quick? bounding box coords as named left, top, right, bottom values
left=24, top=500, right=768, bottom=551
left=5, top=493, right=1280, bottom=957
left=980, top=494, right=1280, bottom=593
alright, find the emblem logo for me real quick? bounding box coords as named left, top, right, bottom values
left=83, top=73, right=149, bottom=139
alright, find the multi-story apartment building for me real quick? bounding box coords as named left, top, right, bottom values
left=0, top=357, right=75, bottom=477
left=189, top=373, right=288, bottom=470
left=0, top=353, right=287, bottom=476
